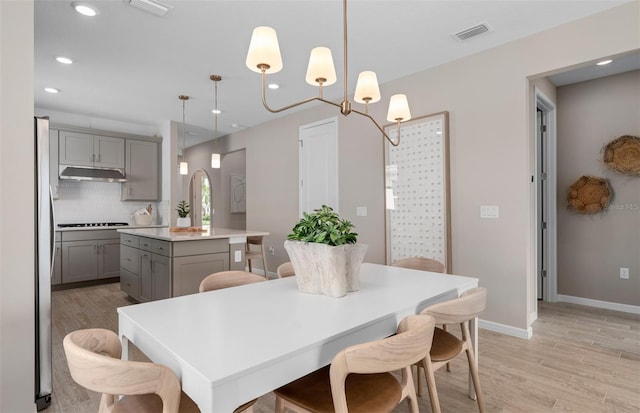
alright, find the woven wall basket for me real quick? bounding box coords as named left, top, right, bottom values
left=567, top=176, right=611, bottom=214
left=603, top=135, right=640, bottom=176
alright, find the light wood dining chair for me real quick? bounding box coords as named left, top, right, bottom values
left=63, top=328, right=199, bottom=413
left=273, top=314, right=436, bottom=413
left=391, top=257, right=446, bottom=273
left=276, top=261, right=295, bottom=278
left=415, top=287, right=487, bottom=413
left=198, top=270, right=267, bottom=293
left=245, top=235, right=268, bottom=277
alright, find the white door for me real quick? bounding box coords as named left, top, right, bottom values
left=299, top=118, right=338, bottom=216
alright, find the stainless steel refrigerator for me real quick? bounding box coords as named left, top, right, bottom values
left=35, top=116, right=53, bottom=410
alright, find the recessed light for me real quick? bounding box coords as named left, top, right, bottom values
left=44, top=88, right=60, bottom=94
left=211, top=109, right=222, bottom=115
left=72, top=2, right=98, bottom=17
left=231, top=123, right=239, bottom=128
left=268, top=83, right=279, bottom=90
left=55, top=56, right=73, bottom=65
left=596, top=59, right=612, bottom=66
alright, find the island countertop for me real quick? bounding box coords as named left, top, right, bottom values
left=117, top=227, right=269, bottom=242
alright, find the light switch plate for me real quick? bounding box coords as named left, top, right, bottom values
left=356, top=207, right=368, bottom=217
left=480, top=205, right=499, bottom=219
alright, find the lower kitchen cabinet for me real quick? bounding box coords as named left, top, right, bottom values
left=119, top=234, right=234, bottom=301
left=138, top=252, right=171, bottom=302
left=60, top=230, right=120, bottom=284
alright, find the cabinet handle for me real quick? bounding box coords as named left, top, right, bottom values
left=97, top=154, right=101, bottom=162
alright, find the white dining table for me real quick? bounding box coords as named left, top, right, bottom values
left=118, top=263, right=479, bottom=413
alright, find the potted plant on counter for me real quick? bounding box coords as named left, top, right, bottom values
left=176, top=200, right=191, bottom=227
left=284, top=205, right=367, bottom=297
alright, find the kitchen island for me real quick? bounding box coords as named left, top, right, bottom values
left=117, top=227, right=269, bottom=301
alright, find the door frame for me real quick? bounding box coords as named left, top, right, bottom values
left=534, top=88, right=558, bottom=303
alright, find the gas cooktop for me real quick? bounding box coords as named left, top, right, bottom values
left=57, top=222, right=129, bottom=228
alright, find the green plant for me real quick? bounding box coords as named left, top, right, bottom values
left=288, top=205, right=357, bottom=246
left=176, top=200, right=190, bottom=218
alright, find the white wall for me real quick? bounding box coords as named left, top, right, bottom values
left=215, top=2, right=639, bottom=333
left=0, top=1, right=36, bottom=411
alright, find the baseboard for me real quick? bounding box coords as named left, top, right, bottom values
left=478, top=318, right=532, bottom=340
left=556, top=294, right=640, bottom=315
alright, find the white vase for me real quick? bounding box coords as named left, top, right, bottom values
left=176, top=217, right=191, bottom=227
left=284, top=240, right=368, bottom=298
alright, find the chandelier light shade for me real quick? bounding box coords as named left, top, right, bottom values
left=178, top=95, right=189, bottom=176
left=305, top=47, right=337, bottom=87
left=387, top=94, right=411, bottom=122
left=246, top=26, right=283, bottom=74
left=245, top=0, right=410, bottom=146
left=211, top=153, right=221, bottom=169
left=354, top=71, right=381, bottom=104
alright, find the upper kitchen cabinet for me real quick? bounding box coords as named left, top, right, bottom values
left=49, top=128, right=60, bottom=199
left=122, top=139, right=160, bottom=201
left=59, top=130, right=124, bottom=169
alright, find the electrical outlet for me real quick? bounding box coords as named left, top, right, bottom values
left=234, top=250, right=242, bottom=263
left=620, top=267, right=629, bottom=279
left=268, top=246, right=275, bottom=256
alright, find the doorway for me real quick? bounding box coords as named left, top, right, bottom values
left=299, top=117, right=339, bottom=216
left=535, top=89, right=557, bottom=302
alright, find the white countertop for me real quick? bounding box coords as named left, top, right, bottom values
left=117, top=227, right=269, bottom=242
left=56, top=224, right=167, bottom=232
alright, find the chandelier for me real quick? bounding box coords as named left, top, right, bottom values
left=245, top=0, right=411, bottom=146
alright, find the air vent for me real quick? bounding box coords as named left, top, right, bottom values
left=128, top=0, right=172, bottom=17
left=453, top=23, right=491, bottom=41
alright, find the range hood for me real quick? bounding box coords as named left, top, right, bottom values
left=59, top=166, right=127, bottom=182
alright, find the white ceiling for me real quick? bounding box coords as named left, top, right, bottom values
left=35, top=0, right=632, bottom=147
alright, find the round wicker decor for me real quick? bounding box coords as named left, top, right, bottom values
left=603, top=135, right=640, bottom=176
left=567, top=176, right=611, bottom=214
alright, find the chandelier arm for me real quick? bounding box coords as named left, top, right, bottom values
left=260, top=70, right=341, bottom=113
left=350, top=107, right=401, bottom=146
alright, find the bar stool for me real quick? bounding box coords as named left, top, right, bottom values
left=245, top=236, right=268, bottom=277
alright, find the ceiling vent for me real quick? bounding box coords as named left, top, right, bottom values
left=128, top=0, right=172, bottom=17
left=453, top=23, right=491, bottom=41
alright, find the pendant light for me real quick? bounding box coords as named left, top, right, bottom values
left=210, top=75, right=221, bottom=169
left=178, top=95, right=189, bottom=175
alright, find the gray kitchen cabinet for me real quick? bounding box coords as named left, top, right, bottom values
left=121, top=235, right=171, bottom=302
left=49, top=129, right=59, bottom=199
left=61, top=230, right=121, bottom=284
left=122, top=139, right=159, bottom=201
left=52, top=241, right=62, bottom=286
left=59, top=130, right=124, bottom=169
left=172, top=253, right=229, bottom=297
left=98, top=239, right=121, bottom=279
left=62, top=241, right=98, bottom=283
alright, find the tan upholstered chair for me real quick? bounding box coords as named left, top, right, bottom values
left=63, top=328, right=199, bottom=413
left=198, top=270, right=267, bottom=293
left=276, top=262, right=295, bottom=278
left=391, top=257, right=446, bottom=273
left=245, top=236, right=268, bottom=277
left=416, top=287, right=487, bottom=413
left=273, top=314, right=436, bottom=413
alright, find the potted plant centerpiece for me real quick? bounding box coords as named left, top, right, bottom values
left=176, top=200, right=191, bottom=227
left=285, top=205, right=367, bottom=297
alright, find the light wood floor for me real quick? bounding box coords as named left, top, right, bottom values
left=45, top=283, right=639, bottom=413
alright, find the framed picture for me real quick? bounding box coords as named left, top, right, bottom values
left=384, top=111, right=451, bottom=272
left=230, top=174, right=246, bottom=214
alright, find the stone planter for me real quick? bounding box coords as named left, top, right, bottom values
left=176, top=217, right=191, bottom=227
left=284, top=240, right=367, bottom=298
